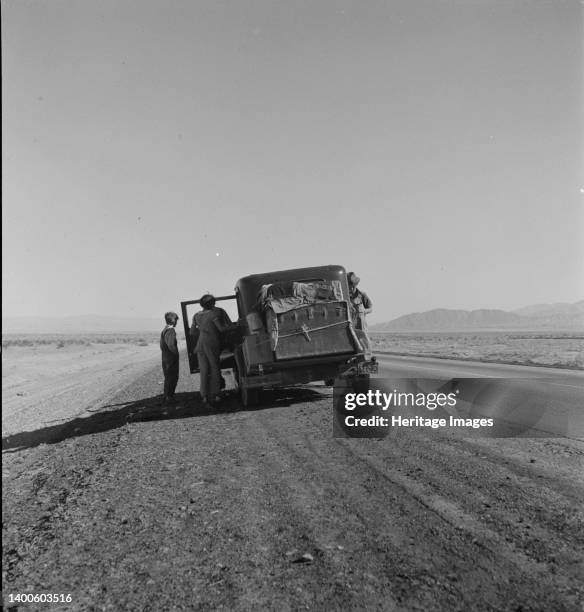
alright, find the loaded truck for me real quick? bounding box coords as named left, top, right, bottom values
left=181, top=264, right=377, bottom=406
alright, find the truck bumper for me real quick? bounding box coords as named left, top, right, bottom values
left=239, top=356, right=378, bottom=390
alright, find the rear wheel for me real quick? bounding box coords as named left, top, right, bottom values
left=234, top=347, right=261, bottom=407
left=240, top=384, right=260, bottom=408
left=351, top=374, right=371, bottom=393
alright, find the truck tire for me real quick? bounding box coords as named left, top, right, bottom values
left=240, top=384, right=260, bottom=408
left=234, top=347, right=261, bottom=407
left=351, top=374, right=371, bottom=394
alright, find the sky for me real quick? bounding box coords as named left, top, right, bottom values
left=2, top=0, right=583, bottom=323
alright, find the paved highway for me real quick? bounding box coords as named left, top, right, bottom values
left=373, top=354, right=584, bottom=440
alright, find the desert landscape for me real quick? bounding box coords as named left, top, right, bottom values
left=4, top=0, right=583, bottom=607
left=2, top=332, right=584, bottom=610
left=2, top=335, right=160, bottom=438
left=370, top=331, right=584, bottom=370
left=3, top=330, right=581, bottom=439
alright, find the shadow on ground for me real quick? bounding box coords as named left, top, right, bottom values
left=2, top=386, right=327, bottom=453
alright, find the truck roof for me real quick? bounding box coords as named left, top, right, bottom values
left=235, top=264, right=349, bottom=313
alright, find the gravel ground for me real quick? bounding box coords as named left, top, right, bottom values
left=3, top=352, right=584, bottom=611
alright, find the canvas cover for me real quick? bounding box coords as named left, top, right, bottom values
left=258, top=280, right=343, bottom=314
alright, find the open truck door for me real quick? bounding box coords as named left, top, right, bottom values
left=180, top=294, right=238, bottom=374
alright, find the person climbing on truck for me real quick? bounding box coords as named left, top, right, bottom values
left=347, top=271, right=372, bottom=349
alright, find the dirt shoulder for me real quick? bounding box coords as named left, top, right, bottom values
left=2, top=343, right=160, bottom=436
left=3, top=354, right=584, bottom=611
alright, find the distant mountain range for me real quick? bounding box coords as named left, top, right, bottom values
left=370, top=301, right=584, bottom=331
left=3, top=301, right=584, bottom=334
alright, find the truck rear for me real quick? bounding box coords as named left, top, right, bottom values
left=182, top=265, right=377, bottom=406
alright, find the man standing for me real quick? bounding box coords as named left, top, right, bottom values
left=347, top=272, right=373, bottom=347
left=192, top=294, right=231, bottom=407
left=160, top=311, right=179, bottom=404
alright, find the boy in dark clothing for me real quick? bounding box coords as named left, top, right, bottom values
left=160, top=311, right=179, bottom=404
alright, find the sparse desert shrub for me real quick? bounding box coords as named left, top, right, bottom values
left=2, top=331, right=160, bottom=349
left=368, top=331, right=583, bottom=369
